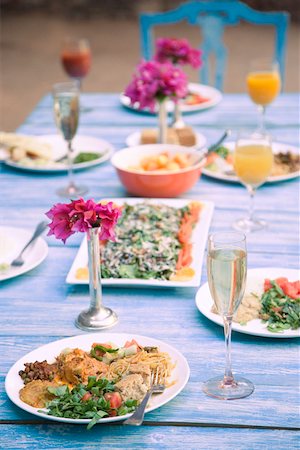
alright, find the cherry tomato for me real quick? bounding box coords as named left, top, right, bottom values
left=81, top=392, right=92, bottom=402
left=124, top=339, right=141, bottom=350
left=104, top=392, right=122, bottom=409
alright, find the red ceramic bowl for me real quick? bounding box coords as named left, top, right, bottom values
left=111, top=144, right=206, bottom=198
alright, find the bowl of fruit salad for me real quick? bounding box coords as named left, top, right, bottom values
left=111, top=144, right=206, bottom=197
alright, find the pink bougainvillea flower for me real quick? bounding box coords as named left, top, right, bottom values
left=124, top=60, right=188, bottom=111
left=46, top=199, right=122, bottom=243
left=68, top=198, right=98, bottom=233
left=155, top=38, right=202, bottom=69
left=46, top=202, right=75, bottom=243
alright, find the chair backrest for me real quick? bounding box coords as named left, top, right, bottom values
left=140, top=1, right=290, bottom=91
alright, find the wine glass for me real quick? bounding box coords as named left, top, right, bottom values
left=246, top=58, right=281, bottom=132
left=61, top=37, right=91, bottom=86
left=233, top=131, right=273, bottom=232
left=53, top=81, right=88, bottom=198
left=202, top=232, right=254, bottom=400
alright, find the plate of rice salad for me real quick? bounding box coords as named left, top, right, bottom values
left=66, top=198, right=214, bottom=287
left=5, top=333, right=190, bottom=427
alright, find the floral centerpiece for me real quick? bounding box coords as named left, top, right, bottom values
left=125, top=60, right=188, bottom=143
left=154, top=38, right=202, bottom=128
left=154, top=37, right=202, bottom=68
left=46, top=198, right=122, bottom=331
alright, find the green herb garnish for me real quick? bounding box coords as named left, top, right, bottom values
left=74, top=152, right=102, bottom=164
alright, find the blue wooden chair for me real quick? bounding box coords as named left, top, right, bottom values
left=140, top=1, right=290, bottom=90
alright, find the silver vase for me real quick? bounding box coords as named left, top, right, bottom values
left=158, top=98, right=168, bottom=143
left=171, top=101, right=186, bottom=129
left=75, top=227, right=118, bottom=331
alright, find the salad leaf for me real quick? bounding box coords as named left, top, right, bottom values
left=119, top=264, right=139, bottom=278
left=91, top=345, right=119, bottom=354
left=73, top=152, right=102, bottom=164
left=214, top=146, right=230, bottom=159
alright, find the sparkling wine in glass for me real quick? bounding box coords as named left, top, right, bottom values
left=246, top=58, right=281, bottom=132
left=233, top=131, right=273, bottom=232
left=53, top=81, right=88, bottom=198
left=203, top=232, right=254, bottom=400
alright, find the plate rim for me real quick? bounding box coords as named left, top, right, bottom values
left=3, top=134, right=114, bottom=173
left=120, top=82, right=222, bottom=115
left=202, top=141, right=300, bottom=184
left=195, top=267, right=300, bottom=338
left=0, top=226, right=48, bottom=282
left=5, top=332, right=190, bottom=424
left=66, top=197, right=215, bottom=287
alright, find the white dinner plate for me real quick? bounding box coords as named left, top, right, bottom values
left=66, top=197, right=214, bottom=288
left=202, top=141, right=300, bottom=183
left=0, top=226, right=48, bottom=282
left=120, top=83, right=222, bottom=114
left=195, top=267, right=300, bottom=338
left=4, top=135, right=114, bottom=173
left=125, top=130, right=206, bottom=149
left=5, top=332, right=190, bottom=425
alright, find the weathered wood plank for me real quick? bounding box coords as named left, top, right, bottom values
left=0, top=424, right=299, bottom=450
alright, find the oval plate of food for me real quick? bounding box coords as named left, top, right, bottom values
left=120, top=83, right=222, bottom=114
left=202, top=142, right=300, bottom=183
left=5, top=333, right=190, bottom=426
left=1, top=133, right=114, bottom=173
left=196, top=267, right=300, bottom=338
left=66, top=198, right=214, bottom=288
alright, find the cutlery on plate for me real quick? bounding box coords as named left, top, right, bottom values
left=192, top=129, right=231, bottom=166
left=206, top=128, right=231, bottom=154
left=123, top=368, right=165, bottom=426
left=10, top=221, right=48, bottom=267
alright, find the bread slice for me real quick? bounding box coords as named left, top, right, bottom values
left=140, top=127, right=197, bottom=147
left=0, top=132, right=52, bottom=160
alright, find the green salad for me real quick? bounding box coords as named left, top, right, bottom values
left=101, top=202, right=186, bottom=280
left=39, top=376, right=137, bottom=430
left=260, top=280, right=300, bottom=332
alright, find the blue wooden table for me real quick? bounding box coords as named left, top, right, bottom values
left=0, top=93, right=299, bottom=449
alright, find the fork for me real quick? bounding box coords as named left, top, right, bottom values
left=123, top=368, right=165, bottom=426
left=11, top=221, right=48, bottom=267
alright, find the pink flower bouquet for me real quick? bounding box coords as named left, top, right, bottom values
left=46, top=198, right=121, bottom=243
left=125, top=60, right=188, bottom=111
left=155, top=37, right=202, bottom=69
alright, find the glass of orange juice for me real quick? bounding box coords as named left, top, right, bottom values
left=233, top=132, right=273, bottom=232
left=246, top=58, right=281, bottom=132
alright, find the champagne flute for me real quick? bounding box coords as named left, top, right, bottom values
left=61, top=37, right=91, bottom=86
left=233, top=131, right=273, bottom=232
left=203, top=232, right=254, bottom=400
left=53, top=81, right=88, bottom=198
left=246, top=58, right=281, bottom=132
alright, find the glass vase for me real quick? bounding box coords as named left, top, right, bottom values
left=75, top=227, right=118, bottom=331
left=158, top=98, right=168, bottom=143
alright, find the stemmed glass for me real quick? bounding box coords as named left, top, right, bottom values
left=233, top=131, right=273, bottom=232
left=53, top=81, right=88, bottom=198
left=203, top=232, right=254, bottom=400
left=246, top=58, right=281, bottom=132
left=61, top=38, right=91, bottom=86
